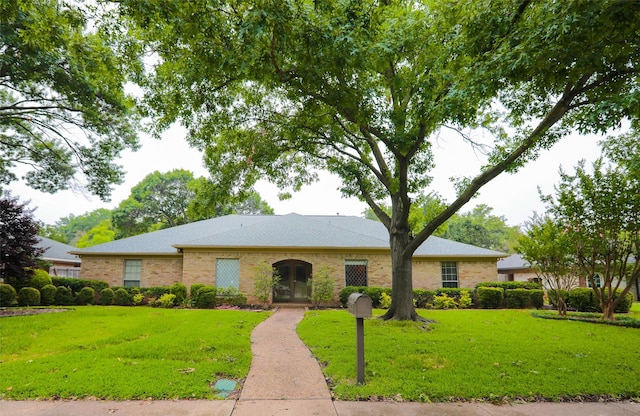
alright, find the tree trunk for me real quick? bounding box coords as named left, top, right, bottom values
left=601, top=301, right=615, bottom=321
left=557, top=296, right=568, bottom=317
left=381, top=197, right=422, bottom=321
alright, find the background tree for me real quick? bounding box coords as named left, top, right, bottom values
left=76, top=219, right=115, bottom=248
left=121, top=0, right=640, bottom=320
left=441, top=205, right=522, bottom=253
left=0, top=192, right=44, bottom=286
left=542, top=137, right=640, bottom=321
left=517, top=214, right=580, bottom=316
left=40, top=208, right=111, bottom=245
left=0, top=0, right=140, bottom=199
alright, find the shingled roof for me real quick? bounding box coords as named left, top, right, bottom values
left=73, top=213, right=504, bottom=258
left=37, top=236, right=81, bottom=263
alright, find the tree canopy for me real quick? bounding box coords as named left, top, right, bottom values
left=0, top=0, right=140, bottom=200
left=0, top=191, right=44, bottom=285
left=120, top=0, right=640, bottom=320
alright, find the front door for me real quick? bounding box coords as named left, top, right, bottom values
left=273, top=260, right=312, bottom=302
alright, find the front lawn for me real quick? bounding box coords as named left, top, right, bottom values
left=0, top=306, right=270, bottom=400
left=297, top=309, right=640, bottom=402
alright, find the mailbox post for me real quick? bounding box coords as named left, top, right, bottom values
left=347, top=293, right=372, bottom=385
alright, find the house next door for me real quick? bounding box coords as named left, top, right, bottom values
left=273, top=260, right=312, bottom=303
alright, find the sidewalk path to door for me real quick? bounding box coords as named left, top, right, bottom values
left=1, top=307, right=637, bottom=416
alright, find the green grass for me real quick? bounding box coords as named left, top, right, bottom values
left=297, top=308, right=640, bottom=402
left=0, top=306, right=270, bottom=400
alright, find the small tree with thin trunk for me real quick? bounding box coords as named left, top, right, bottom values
left=518, top=214, right=580, bottom=316
left=542, top=136, right=640, bottom=321
left=252, top=261, right=280, bottom=308
left=310, top=266, right=335, bottom=307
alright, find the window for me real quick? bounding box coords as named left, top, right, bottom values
left=216, top=258, right=240, bottom=289
left=123, top=259, right=142, bottom=287
left=441, top=261, right=458, bottom=288
left=345, top=260, right=368, bottom=287
left=588, top=274, right=602, bottom=288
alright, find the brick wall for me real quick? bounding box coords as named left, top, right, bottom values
left=80, top=255, right=183, bottom=288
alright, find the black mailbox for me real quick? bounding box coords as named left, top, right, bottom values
left=347, top=293, right=372, bottom=318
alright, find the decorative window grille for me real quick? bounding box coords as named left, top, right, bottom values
left=345, top=260, right=368, bottom=287
left=441, top=261, right=459, bottom=288
left=216, top=258, right=240, bottom=289
left=123, top=259, right=142, bottom=287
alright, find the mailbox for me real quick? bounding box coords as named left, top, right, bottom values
left=347, top=293, right=372, bottom=318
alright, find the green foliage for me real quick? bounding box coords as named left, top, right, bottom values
left=142, top=286, right=171, bottom=300
left=122, top=0, right=640, bottom=320
left=379, top=292, right=392, bottom=309
left=413, top=290, right=436, bottom=308
left=43, top=209, right=111, bottom=246
left=18, top=287, right=41, bottom=306
left=433, top=294, right=457, bottom=309
left=132, top=293, right=145, bottom=306
left=40, top=284, right=57, bottom=306
left=458, top=291, right=473, bottom=309
left=566, top=288, right=634, bottom=314
left=155, top=293, right=177, bottom=308
left=476, top=281, right=543, bottom=290
left=0, top=1, right=140, bottom=200
left=310, top=266, right=335, bottom=306
left=100, top=288, right=115, bottom=305
left=113, top=288, right=132, bottom=306
left=194, top=286, right=217, bottom=309
left=504, top=289, right=544, bottom=309
left=169, top=282, right=188, bottom=304
left=217, top=287, right=247, bottom=307
left=76, top=220, right=115, bottom=248
left=252, top=261, right=280, bottom=305
left=0, top=283, right=18, bottom=307
left=29, top=269, right=53, bottom=290
left=190, top=284, right=205, bottom=300
left=51, top=277, right=109, bottom=295
left=476, top=287, right=504, bottom=309
left=54, top=286, right=74, bottom=306
left=76, top=287, right=96, bottom=306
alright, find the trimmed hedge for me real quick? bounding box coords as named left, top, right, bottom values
left=338, top=286, right=392, bottom=308
left=194, top=286, right=217, bottom=309
left=567, top=288, right=634, bottom=313
left=413, top=289, right=436, bottom=308
left=476, top=281, right=543, bottom=290
left=40, top=284, right=57, bottom=306
left=170, top=283, right=188, bottom=304
left=190, top=283, right=205, bottom=299
left=51, top=277, right=109, bottom=295
left=29, top=269, right=53, bottom=290
left=0, top=283, right=17, bottom=307
left=76, top=287, right=96, bottom=305
left=54, top=286, right=74, bottom=305
left=505, top=288, right=544, bottom=309
left=114, top=288, right=132, bottom=306
left=100, top=288, right=115, bottom=305
left=477, top=287, right=504, bottom=309
left=18, top=287, right=41, bottom=306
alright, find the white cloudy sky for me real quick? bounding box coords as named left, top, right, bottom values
left=8, top=124, right=605, bottom=228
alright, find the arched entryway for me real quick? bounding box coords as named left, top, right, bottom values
left=273, top=260, right=312, bottom=303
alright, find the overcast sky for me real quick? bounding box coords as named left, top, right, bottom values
left=8, top=124, right=605, bottom=228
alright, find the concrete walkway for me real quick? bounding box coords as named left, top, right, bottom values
left=1, top=307, right=638, bottom=416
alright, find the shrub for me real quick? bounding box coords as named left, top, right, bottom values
left=477, top=287, right=503, bottom=309
left=76, top=287, right=95, bottom=305
left=252, top=261, right=280, bottom=305
left=529, top=290, right=545, bottom=309
left=505, top=289, right=532, bottom=309
left=100, top=288, right=115, bottom=305
left=29, top=269, right=52, bottom=290
left=379, top=292, right=392, bottom=309
left=114, top=288, right=132, bottom=306
left=170, top=283, right=188, bottom=304
left=156, top=293, right=177, bottom=308
left=436, top=288, right=474, bottom=307
left=567, top=288, right=597, bottom=312
left=433, top=294, right=457, bottom=309
left=476, top=281, right=543, bottom=290
left=40, top=284, right=57, bottom=306
left=18, top=287, right=40, bottom=306
left=0, top=283, right=17, bottom=307
left=190, top=283, right=205, bottom=300
left=458, top=291, right=473, bottom=308
left=217, top=287, right=247, bottom=307
left=339, top=286, right=368, bottom=306
left=611, top=290, right=634, bottom=313
left=194, top=286, right=217, bottom=309
left=55, top=286, right=74, bottom=306
left=310, top=267, right=335, bottom=306
left=132, top=293, right=145, bottom=305
left=338, top=286, right=392, bottom=308
left=143, top=286, right=171, bottom=300
left=413, top=289, right=436, bottom=308
left=547, top=289, right=570, bottom=308
left=51, top=277, right=109, bottom=295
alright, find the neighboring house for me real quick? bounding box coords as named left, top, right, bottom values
left=36, top=236, right=81, bottom=278
left=497, top=254, right=539, bottom=284
left=72, top=214, right=506, bottom=304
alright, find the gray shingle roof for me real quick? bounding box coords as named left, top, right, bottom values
left=497, top=253, right=531, bottom=270
left=73, top=213, right=504, bottom=258
left=37, top=236, right=81, bottom=263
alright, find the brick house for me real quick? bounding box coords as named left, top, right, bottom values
left=37, top=236, right=81, bottom=278
left=72, top=214, right=505, bottom=304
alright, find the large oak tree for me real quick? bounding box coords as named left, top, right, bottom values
left=120, top=0, right=640, bottom=320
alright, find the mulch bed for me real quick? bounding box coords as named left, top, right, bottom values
left=0, top=308, right=71, bottom=317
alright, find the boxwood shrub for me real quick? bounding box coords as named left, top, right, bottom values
left=338, top=286, right=392, bottom=308
left=54, top=286, right=74, bottom=306
left=40, top=284, right=57, bottom=306
left=100, top=288, right=115, bottom=305
left=170, top=282, right=188, bottom=304
left=476, top=281, right=543, bottom=290
left=194, top=286, right=217, bottom=309
left=51, top=277, right=109, bottom=295
left=190, top=283, right=205, bottom=300
left=18, top=287, right=41, bottom=306
left=567, top=288, right=634, bottom=313
left=0, top=283, right=17, bottom=307
left=413, top=289, right=436, bottom=308
left=76, top=287, right=96, bottom=305
left=477, top=286, right=504, bottom=309
left=547, top=289, right=570, bottom=308
left=114, top=288, right=132, bottom=306
left=29, top=269, right=53, bottom=290
left=505, top=288, right=544, bottom=309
